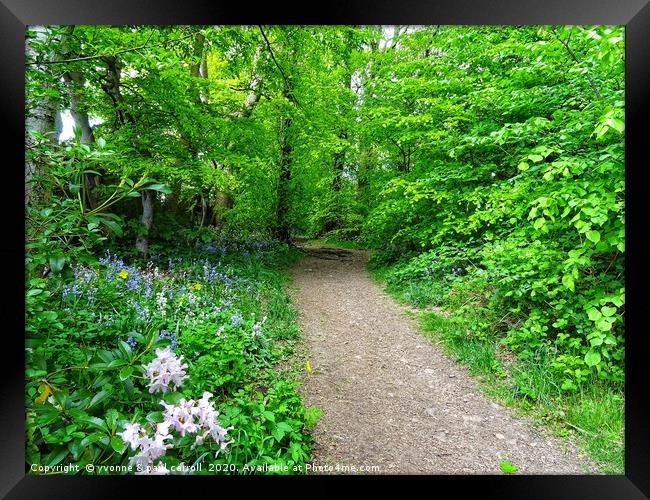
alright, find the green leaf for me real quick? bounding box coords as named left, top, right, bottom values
left=41, top=311, right=58, bottom=322
left=276, top=421, right=293, bottom=433
left=587, top=308, right=602, bottom=321
left=533, top=218, right=546, bottom=230
left=596, top=318, right=613, bottom=331
left=77, top=415, right=108, bottom=432
left=119, top=366, right=134, bottom=381
left=272, top=428, right=285, bottom=442
left=561, top=379, right=577, bottom=391
left=80, top=432, right=106, bottom=447
left=49, top=255, right=66, bottom=273
left=99, top=218, right=123, bottom=237
left=45, top=447, right=69, bottom=467
left=118, top=340, right=133, bottom=357
left=162, top=392, right=184, bottom=405
left=146, top=411, right=164, bottom=423
left=146, top=183, right=172, bottom=194
left=589, top=336, right=604, bottom=347
left=105, top=409, right=120, bottom=432
left=584, top=350, right=601, bottom=367
left=600, top=306, right=616, bottom=317
left=68, top=440, right=84, bottom=461
left=110, top=436, right=127, bottom=454
left=88, top=389, right=112, bottom=409
left=607, top=118, right=624, bottom=134
left=586, top=230, right=601, bottom=243
left=562, top=274, right=575, bottom=292
left=106, top=359, right=127, bottom=368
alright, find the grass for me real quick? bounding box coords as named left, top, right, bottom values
left=374, top=269, right=624, bottom=474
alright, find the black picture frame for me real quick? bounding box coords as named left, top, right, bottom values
left=3, top=1, right=648, bottom=497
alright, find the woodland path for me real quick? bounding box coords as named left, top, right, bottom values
left=291, top=244, right=597, bottom=474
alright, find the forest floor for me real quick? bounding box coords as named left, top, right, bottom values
left=291, top=243, right=599, bottom=474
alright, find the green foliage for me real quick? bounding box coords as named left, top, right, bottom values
left=26, top=136, right=170, bottom=277
left=366, top=25, right=624, bottom=389
left=499, top=459, right=518, bottom=474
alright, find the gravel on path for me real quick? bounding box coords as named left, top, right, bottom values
left=291, top=244, right=598, bottom=475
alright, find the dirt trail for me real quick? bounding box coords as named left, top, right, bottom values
left=291, top=244, right=597, bottom=474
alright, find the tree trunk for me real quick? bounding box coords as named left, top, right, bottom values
left=256, top=26, right=299, bottom=243
left=99, top=54, right=151, bottom=255
left=213, top=189, right=233, bottom=227
left=324, top=130, right=347, bottom=233
left=25, top=26, right=58, bottom=207
left=100, top=55, right=134, bottom=127
left=276, top=115, right=293, bottom=242
left=191, top=32, right=209, bottom=104
left=243, top=47, right=263, bottom=117
left=63, top=67, right=99, bottom=209
left=135, top=190, right=154, bottom=259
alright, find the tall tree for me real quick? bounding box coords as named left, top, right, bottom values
left=25, top=26, right=59, bottom=206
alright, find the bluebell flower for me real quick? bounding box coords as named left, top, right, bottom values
left=73, top=265, right=95, bottom=284
left=62, top=283, right=80, bottom=299
left=125, top=273, right=142, bottom=291
left=230, top=314, right=243, bottom=327
left=128, top=298, right=150, bottom=321
left=86, top=287, right=97, bottom=304
left=99, top=251, right=112, bottom=265
left=158, top=330, right=178, bottom=350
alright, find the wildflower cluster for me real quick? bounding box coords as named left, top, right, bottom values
left=252, top=315, right=267, bottom=337
left=157, top=330, right=178, bottom=350
left=201, top=260, right=234, bottom=287
left=230, top=314, right=243, bottom=328
left=196, top=231, right=279, bottom=257
left=61, top=265, right=98, bottom=302
left=163, top=392, right=233, bottom=450
left=143, top=347, right=188, bottom=394
left=118, top=335, right=138, bottom=349
left=118, top=392, right=233, bottom=474
left=117, top=421, right=172, bottom=473
left=62, top=283, right=80, bottom=300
